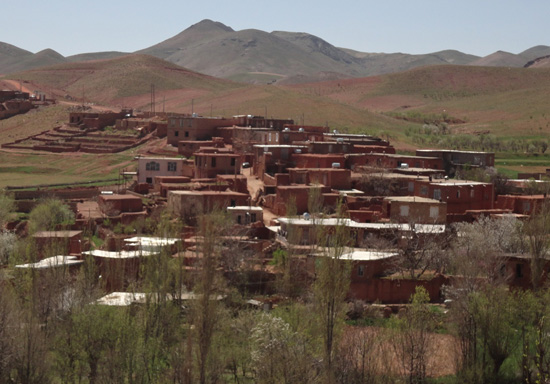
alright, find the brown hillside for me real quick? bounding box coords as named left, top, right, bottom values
left=469, top=51, right=527, bottom=67
left=6, top=54, right=244, bottom=104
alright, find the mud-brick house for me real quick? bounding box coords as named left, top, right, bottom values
left=416, top=149, right=495, bottom=176
left=98, top=194, right=143, bottom=216
left=167, top=116, right=239, bottom=145
left=137, top=156, right=186, bottom=184
left=383, top=196, right=447, bottom=224
left=177, top=137, right=225, bottom=157
left=168, top=190, right=249, bottom=218
left=291, top=154, right=347, bottom=169
left=84, top=249, right=155, bottom=291
left=277, top=217, right=446, bottom=248
left=495, top=194, right=550, bottom=215
left=413, top=179, right=494, bottom=216
left=33, top=231, right=83, bottom=259
left=286, top=168, right=352, bottom=190
left=194, top=149, right=241, bottom=179
left=253, top=145, right=308, bottom=177
left=227, top=206, right=263, bottom=225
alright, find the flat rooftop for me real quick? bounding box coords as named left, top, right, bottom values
left=33, top=230, right=82, bottom=238
left=278, top=217, right=445, bottom=233
left=227, top=206, right=263, bottom=212
left=83, top=250, right=155, bottom=259
left=385, top=196, right=443, bottom=203
left=16, top=255, right=83, bottom=269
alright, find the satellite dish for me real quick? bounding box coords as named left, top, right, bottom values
left=303, top=212, right=310, bottom=220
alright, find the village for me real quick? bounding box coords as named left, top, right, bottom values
left=2, top=88, right=548, bottom=306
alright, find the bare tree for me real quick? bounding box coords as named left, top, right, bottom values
left=313, top=214, right=353, bottom=381
left=523, top=201, right=550, bottom=290
left=391, top=286, right=434, bottom=384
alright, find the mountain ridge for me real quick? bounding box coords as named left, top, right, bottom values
left=0, top=20, right=548, bottom=83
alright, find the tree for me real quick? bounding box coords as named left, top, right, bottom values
left=28, top=198, right=75, bottom=233
left=313, top=214, right=352, bottom=381
left=470, top=286, right=521, bottom=382
left=0, top=232, right=16, bottom=265
left=250, top=312, right=319, bottom=384
left=191, top=210, right=230, bottom=384
left=391, top=286, right=434, bottom=384
left=0, top=192, right=15, bottom=229
left=523, top=201, right=550, bottom=290
left=392, top=221, right=451, bottom=280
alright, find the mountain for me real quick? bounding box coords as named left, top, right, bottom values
left=520, top=45, right=550, bottom=61
left=525, top=55, right=550, bottom=68
left=138, top=19, right=370, bottom=82
left=0, top=20, right=548, bottom=84
left=7, top=54, right=243, bottom=104
left=0, top=42, right=34, bottom=74
left=469, top=50, right=528, bottom=67
left=67, top=51, right=129, bottom=62
left=0, top=44, right=66, bottom=74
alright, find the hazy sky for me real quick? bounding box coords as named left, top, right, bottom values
left=2, top=0, right=548, bottom=57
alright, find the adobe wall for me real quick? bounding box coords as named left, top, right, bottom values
left=12, top=187, right=100, bottom=201
left=349, top=275, right=449, bottom=303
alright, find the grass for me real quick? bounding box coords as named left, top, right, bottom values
left=0, top=150, right=137, bottom=188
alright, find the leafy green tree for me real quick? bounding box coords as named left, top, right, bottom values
left=0, top=192, right=15, bottom=229
left=28, top=198, right=75, bottom=233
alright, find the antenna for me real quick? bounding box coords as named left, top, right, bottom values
left=150, top=84, right=156, bottom=115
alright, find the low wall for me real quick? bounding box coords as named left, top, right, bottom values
left=349, top=275, right=449, bottom=303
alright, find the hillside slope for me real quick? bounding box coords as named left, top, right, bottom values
left=6, top=54, right=243, bottom=104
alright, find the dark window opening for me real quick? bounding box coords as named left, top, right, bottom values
left=516, top=263, right=523, bottom=278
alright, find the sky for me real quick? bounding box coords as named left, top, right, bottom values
left=2, top=0, right=549, bottom=57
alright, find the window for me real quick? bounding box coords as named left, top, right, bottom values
left=180, top=119, right=184, bottom=127
left=146, top=177, right=153, bottom=184
left=231, top=157, right=236, bottom=166
left=175, top=131, right=179, bottom=137
left=400, top=205, right=409, bottom=217
left=420, top=186, right=428, bottom=196
left=358, top=265, right=365, bottom=277
left=456, top=190, right=461, bottom=198
left=211, top=157, right=216, bottom=167
left=516, top=263, right=523, bottom=278
left=408, top=182, right=414, bottom=192
left=433, top=189, right=441, bottom=200
left=237, top=215, right=241, bottom=224
left=430, top=206, right=439, bottom=219
left=470, top=189, right=475, bottom=198
left=251, top=213, right=257, bottom=222
left=185, top=131, right=189, bottom=138
left=524, top=202, right=531, bottom=213
left=146, top=161, right=159, bottom=171
left=167, top=162, right=177, bottom=172
left=230, top=199, right=236, bottom=207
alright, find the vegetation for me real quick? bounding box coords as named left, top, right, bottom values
left=28, top=198, right=75, bottom=233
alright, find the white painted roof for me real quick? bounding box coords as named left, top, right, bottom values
left=278, top=217, right=445, bottom=233
left=83, top=250, right=155, bottom=258
left=16, top=255, right=83, bottom=269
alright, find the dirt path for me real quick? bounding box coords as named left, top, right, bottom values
left=1, top=79, right=34, bottom=94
